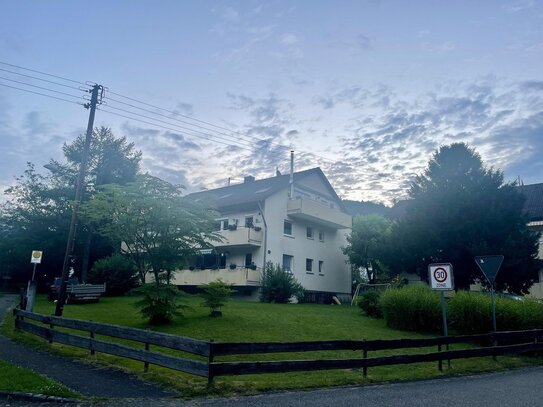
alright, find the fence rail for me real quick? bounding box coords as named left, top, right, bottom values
left=14, top=309, right=543, bottom=383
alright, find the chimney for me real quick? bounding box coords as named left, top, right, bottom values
left=244, top=175, right=255, bottom=183
left=289, top=151, right=294, bottom=198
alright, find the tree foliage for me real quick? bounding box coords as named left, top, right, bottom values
left=0, top=127, right=141, bottom=286
left=389, top=143, right=540, bottom=293
left=82, top=174, right=218, bottom=284
left=87, top=254, right=139, bottom=296
left=260, top=262, right=305, bottom=303
left=200, top=280, right=234, bottom=317
left=343, top=214, right=392, bottom=284
left=135, top=283, right=189, bottom=325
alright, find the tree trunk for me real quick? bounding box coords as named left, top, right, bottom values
left=81, top=229, right=92, bottom=283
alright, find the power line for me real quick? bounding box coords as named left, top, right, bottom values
left=104, top=95, right=285, bottom=149
left=97, top=107, right=257, bottom=151
left=0, top=76, right=86, bottom=100
left=101, top=102, right=265, bottom=150
left=0, top=61, right=86, bottom=85
left=104, top=90, right=339, bottom=165
left=105, top=90, right=299, bottom=153
left=0, top=68, right=85, bottom=91
left=0, top=82, right=85, bottom=106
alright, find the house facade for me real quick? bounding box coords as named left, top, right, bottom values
left=173, top=168, right=352, bottom=302
left=518, top=183, right=543, bottom=298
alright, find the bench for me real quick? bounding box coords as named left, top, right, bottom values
left=66, top=284, right=106, bottom=303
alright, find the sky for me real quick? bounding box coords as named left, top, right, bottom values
left=1, top=0, right=542, bottom=205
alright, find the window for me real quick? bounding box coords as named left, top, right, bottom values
left=245, top=253, right=253, bottom=267
left=245, top=216, right=254, bottom=228
left=319, top=231, right=324, bottom=241
left=283, top=220, right=293, bottom=236
left=306, top=226, right=314, bottom=239
left=282, top=255, right=293, bottom=273
left=306, top=258, right=313, bottom=273
left=319, top=261, right=324, bottom=275
left=217, top=219, right=229, bottom=230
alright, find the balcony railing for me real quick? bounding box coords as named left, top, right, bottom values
left=212, top=226, right=263, bottom=248
left=287, top=198, right=351, bottom=229
left=172, top=266, right=261, bottom=287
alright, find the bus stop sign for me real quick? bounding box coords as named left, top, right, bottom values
left=474, top=255, right=504, bottom=284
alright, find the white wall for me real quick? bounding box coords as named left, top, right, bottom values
left=263, top=189, right=351, bottom=294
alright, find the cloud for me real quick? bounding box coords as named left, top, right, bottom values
left=330, top=78, right=543, bottom=203
left=521, top=81, right=543, bottom=91
left=280, top=33, right=299, bottom=45
left=174, top=102, right=194, bottom=116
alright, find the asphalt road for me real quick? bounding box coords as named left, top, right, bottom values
left=16, top=366, right=536, bottom=407
left=188, top=366, right=543, bottom=407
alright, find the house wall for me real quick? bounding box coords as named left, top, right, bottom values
left=263, top=189, right=351, bottom=295
left=212, top=209, right=265, bottom=269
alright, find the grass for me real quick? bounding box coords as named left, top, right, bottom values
left=0, top=292, right=79, bottom=398
left=2, top=293, right=541, bottom=398
left=0, top=360, right=79, bottom=398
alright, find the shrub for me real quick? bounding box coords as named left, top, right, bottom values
left=449, top=291, right=543, bottom=334
left=134, top=283, right=189, bottom=325
left=357, top=290, right=383, bottom=318
left=200, top=280, right=234, bottom=317
left=87, top=254, right=139, bottom=296
left=260, top=262, right=305, bottom=303
left=447, top=291, right=491, bottom=334
left=380, top=285, right=441, bottom=333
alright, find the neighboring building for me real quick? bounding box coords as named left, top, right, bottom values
left=518, top=183, right=543, bottom=298
left=174, top=167, right=352, bottom=302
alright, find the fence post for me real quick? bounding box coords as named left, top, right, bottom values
left=207, top=340, right=214, bottom=386
left=362, top=340, right=368, bottom=378
left=90, top=331, right=95, bottom=356
left=438, top=343, right=443, bottom=372
left=492, top=332, right=497, bottom=362
left=144, top=342, right=150, bottom=372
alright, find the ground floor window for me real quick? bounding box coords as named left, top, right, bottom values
left=282, top=254, right=293, bottom=273
left=306, top=258, right=313, bottom=273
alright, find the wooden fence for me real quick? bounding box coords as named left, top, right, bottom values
left=14, top=309, right=543, bottom=383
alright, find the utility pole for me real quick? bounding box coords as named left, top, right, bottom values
left=55, top=84, right=103, bottom=316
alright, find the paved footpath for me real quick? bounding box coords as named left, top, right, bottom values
left=0, top=294, right=176, bottom=401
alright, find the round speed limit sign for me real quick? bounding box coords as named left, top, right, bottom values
left=428, top=263, right=454, bottom=290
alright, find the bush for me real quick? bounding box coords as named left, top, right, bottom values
left=87, top=254, right=139, bottom=296
left=449, top=291, right=543, bottom=334
left=357, top=290, right=383, bottom=318
left=200, top=280, right=234, bottom=317
left=380, top=285, right=441, bottom=333
left=260, top=262, right=305, bottom=303
left=134, top=283, right=189, bottom=325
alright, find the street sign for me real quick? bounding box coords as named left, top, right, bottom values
left=428, top=263, right=454, bottom=291
left=474, top=255, right=504, bottom=284
left=30, top=251, right=43, bottom=264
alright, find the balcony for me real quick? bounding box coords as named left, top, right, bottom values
left=213, top=226, right=263, bottom=248
left=172, top=267, right=261, bottom=287
left=287, top=198, right=351, bottom=229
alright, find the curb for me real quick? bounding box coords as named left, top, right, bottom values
left=0, top=391, right=81, bottom=404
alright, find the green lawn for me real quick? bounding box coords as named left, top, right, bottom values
left=0, top=292, right=79, bottom=398
left=0, top=360, right=79, bottom=398
left=2, top=294, right=541, bottom=397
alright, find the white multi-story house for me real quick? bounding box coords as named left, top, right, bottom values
left=173, top=167, right=352, bottom=302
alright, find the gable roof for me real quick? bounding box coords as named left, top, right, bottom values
left=188, top=167, right=345, bottom=212
left=517, top=183, right=543, bottom=222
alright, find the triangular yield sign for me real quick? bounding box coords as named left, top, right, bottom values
left=474, top=255, right=504, bottom=284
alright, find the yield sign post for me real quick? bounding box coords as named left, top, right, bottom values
left=475, top=255, right=504, bottom=335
